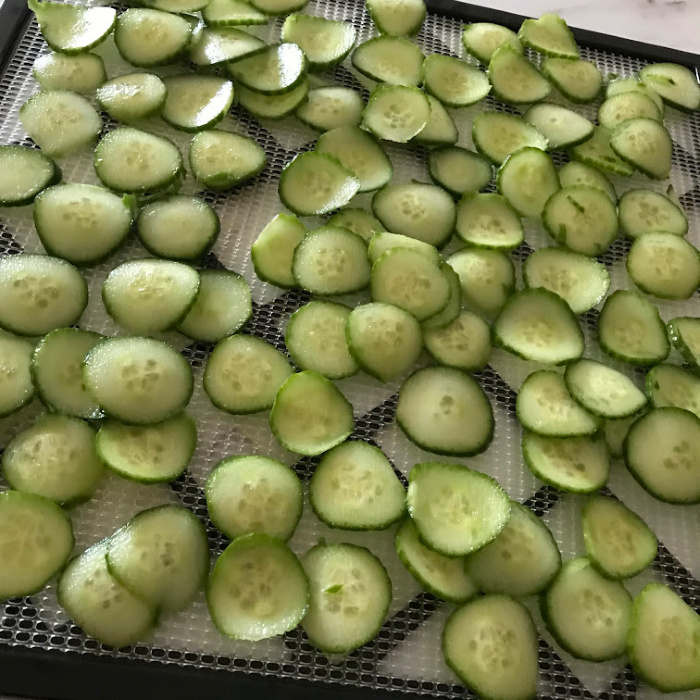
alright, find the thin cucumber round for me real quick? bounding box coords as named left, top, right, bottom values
left=429, top=147, right=493, bottom=198
left=640, top=62, right=700, bottom=112
left=161, top=76, right=234, bottom=132
left=519, top=13, right=578, bottom=58
left=570, top=126, right=634, bottom=177
left=227, top=43, right=306, bottom=95
left=250, top=213, right=307, bottom=288
left=488, top=45, right=550, bottom=104
left=604, top=412, right=644, bottom=459
left=424, top=310, right=491, bottom=373
left=367, top=0, right=426, bottom=36
left=462, top=22, right=522, bottom=65
left=0, top=331, right=34, bottom=417
left=618, top=188, right=688, bottom=239
left=668, top=316, right=700, bottom=372
left=328, top=208, right=385, bottom=241
left=558, top=161, right=616, bottom=203
left=472, top=111, right=548, bottom=166
left=144, top=0, right=208, bottom=11
left=646, top=363, right=700, bottom=419
left=524, top=103, right=594, bottom=149
left=421, top=262, right=461, bottom=330
left=610, top=117, right=673, bottom=180
left=412, top=95, right=459, bottom=147
left=352, top=36, right=424, bottom=86
left=541, top=57, right=602, bottom=103
left=0, top=145, right=59, bottom=207
left=205, top=455, right=303, bottom=541
left=203, top=334, right=293, bottom=414
left=606, top=77, right=664, bottom=115
left=191, top=26, right=265, bottom=66
left=238, top=79, right=309, bottom=119
left=598, top=91, right=662, bottom=130
left=250, top=0, right=308, bottom=13
left=367, top=232, right=440, bottom=265
left=96, top=73, right=167, bottom=122
left=281, top=14, right=356, bottom=71
left=423, top=54, right=491, bottom=107
left=96, top=413, right=197, bottom=484
left=295, top=86, right=365, bottom=132
left=202, top=0, right=267, bottom=26
left=362, top=84, right=430, bottom=143
left=33, top=52, right=106, bottom=94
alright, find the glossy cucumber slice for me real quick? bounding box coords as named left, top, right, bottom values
left=96, top=73, right=167, bottom=122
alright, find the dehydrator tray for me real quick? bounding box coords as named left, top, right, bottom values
left=0, top=0, right=698, bottom=698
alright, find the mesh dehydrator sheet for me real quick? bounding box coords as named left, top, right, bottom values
left=0, top=1, right=698, bottom=698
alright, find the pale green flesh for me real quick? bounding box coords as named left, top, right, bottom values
left=456, top=192, right=525, bottom=250
left=251, top=213, right=307, bottom=287
left=96, top=73, right=167, bottom=122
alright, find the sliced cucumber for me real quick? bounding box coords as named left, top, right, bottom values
left=0, top=255, right=87, bottom=337
left=367, top=232, right=439, bottom=265
left=269, top=371, right=354, bottom=455
left=295, top=86, right=365, bottom=132
left=420, top=262, right=461, bottom=330
left=462, top=22, right=522, bottom=65
left=668, top=316, right=700, bottom=372
left=412, top=95, right=459, bottom=147
left=250, top=0, right=308, bottom=14
left=204, top=335, right=293, bottom=414
left=598, top=290, right=670, bottom=367
left=466, top=502, right=561, bottom=597
left=524, top=103, right=594, bottom=149
left=0, top=331, right=34, bottom=417
left=429, top=148, right=492, bottom=198
left=523, top=246, right=610, bottom=315
left=610, top=117, right=673, bottom=180
left=522, top=431, right=610, bottom=492
left=202, top=0, right=267, bottom=26
left=205, top=455, right=303, bottom=541
left=647, top=363, right=700, bottom=418
left=424, top=311, right=491, bottom=373
left=96, top=73, right=167, bottom=123
left=346, top=302, right=423, bottom=382
left=582, top=495, right=657, bottom=580
left=604, top=412, right=644, bottom=460
left=488, top=45, right=550, bottom=104
left=97, top=413, right=197, bottom=484
left=570, top=126, right=634, bottom=177
left=144, top=0, right=208, bottom=11
left=227, top=43, right=306, bottom=95
left=328, top=208, right=385, bottom=242
left=208, top=534, right=308, bottom=641
left=190, top=26, right=266, bottom=66
left=285, top=301, right=358, bottom=380
left=84, top=337, right=193, bottom=425
left=363, top=84, right=430, bottom=143
left=0, top=145, right=59, bottom=207
left=519, top=13, right=578, bottom=58
left=367, top=0, right=426, bottom=36
left=516, top=370, right=600, bottom=438
left=618, top=188, right=688, bottom=239
left=281, top=14, right=355, bottom=71
left=598, top=91, right=662, bottom=130
left=161, top=76, right=234, bottom=132
left=292, top=226, right=370, bottom=295
left=397, top=367, right=494, bottom=457
left=472, top=111, right=548, bottom=166
left=0, top=491, right=74, bottom=602
left=33, top=52, right=106, bottom=94
left=558, top=161, right=616, bottom=203
left=352, top=36, right=424, bottom=86
left=541, top=57, right=602, bottom=103
left=239, top=79, right=309, bottom=119
left=542, top=557, right=632, bottom=661
left=250, top=212, right=307, bottom=288
left=640, top=62, right=700, bottom=112
left=606, top=77, right=664, bottom=115
left=423, top=54, right=490, bottom=107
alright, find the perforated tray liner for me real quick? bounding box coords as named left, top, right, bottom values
left=0, top=1, right=698, bottom=698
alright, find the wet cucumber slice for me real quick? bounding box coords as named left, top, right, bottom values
left=668, top=316, right=700, bottom=372
left=618, top=188, right=688, bottom=239
left=421, top=262, right=461, bottom=330
left=524, top=103, right=594, bottom=149
left=598, top=91, right=662, bottom=130
left=33, top=52, right=106, bottom=94
left=202, top=0, right=268, bottom=26
left=0, top=145, right=60, bottom=207
left=541, top=57, right=602, bottom=103
left=329, top=208, right=385, bottom=241
left=462, top=22, right=522, bottom=65
left=96, top=73, right=167, bottom=122
left=558, top=161, right=616, bottom=203
left=640, top=62, right=700, bottom=112
left=606, top=77, right=664, bottom=114
left=238, top=79, right=309, bottom=119
left=646, top=363, right=700, bottom=419
left=610, top=117, right=673, bottom=180
left=424, top=310, right=491, bottom=373
left=227, top=43, right=307, bottom=95
left=429, top=148, right=493, bottom=198
left=488, top=45, right=550, bottom=104
left=161, top=76, right=234, bottom=132
left=191, top=26, right=266, bottom=66
left=295, top=86, right=365, bottom=132
left=250, top=0, right=309, bottom=14
left=472, top=111, right=548, bottom=166
left=281, top=14, right=356, bottom=71
left=0, top=330, right=35, bottom=418
left=251, top=213, right=307, bottom=288
left=412, top=95, right=459, bottom=147
left=423, top=54, right=491, bottom=107
left=352, top=36, right=424, bottom=86
left=367, top=232, right=439, bottom=266
left=519, top=13, right=579, bottom=59
left=367, top=0, right=426, bottom=36
left=570, top=126, right=634, bottom=177
left=363, top=84, right=431, bottom=143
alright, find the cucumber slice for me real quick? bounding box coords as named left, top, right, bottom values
left=610, top=118, right=673, bottom=180
left=466, top=502, right=561, bottom=597
left=28, top=0, right=115, bottom=54
left=542, top=57, right=602, bottom=103
left=161, top=76, right=234, bottom=132
left=96, top=73, right=167, bottom=122
left=96, top=413, right=197, bottom=484
left=367, top=232, right=440, bottom=265
left=137, top=195, right=219, bottom=262
left=316, top=126, right=392, bottom=193
left=250, top=0, right=308, bottom=14
left=618, top=188, right=688, bottom=239
left=251, top=212, right=307, bottom=288
left=190, top=129, right=266, bottom=191
left=395, top=519, right=477, bottom=603
left=3, top=414, right=103, bottom=506
left=558, top=161, right=616, bottom=203
left=542, top=185, right=619, bottom=256
left=190, top=27, right=266, bottom=66
left=0, top=491, right=74, bottom=601
left=279, top=152, right=359, bottom=216
left=362, top=84, right=431, bottom=143
left=310, top=441, right=405, bottom=530
left=346, top=302, right=423, bottom=382
left=367, top=0, right=426, bottom=36
left=204, top=335, right=293, bottom=414
left=516, top=370, right=600, bottom=437
left=421, top=262, right=461, bottom=330
left=107, top=505, right=208, bottom=613
left=462, top=22, right=522, bottom=65
left=542, top=558, right=632, bottom=661
left=640, top=62, right=700, bottom=112
left=407, top=461, right=508, bottom=555
left=0, top=255, right=87, bottom=337
left=227, top=43, right=306, bottom=96
left=371, top=248, right=451, bottom=321
left=627, top=232, right=700, bottom=300
left=424, top=310, right=491, bottom=373
left=102, top=259, right=200, bottom=334
left=328, top=208, right=385, bottom=242
left=488, top=45, right=551, bottom=104
left=285, top=301, right=358, bottom=380
left=115, top=9, right=192, bottom=67
left=582, top=495, right=657, bottom=580
left=647, top=363, right=700, bottom=418
left=524, top=103, right=594, bottom=149
left=523, top=247, right=610, bottom=315
left=598, top=290, right=670, bottom=367
left=58, top=540, right=156, bottom=648
left=281, top=14, right=356, bottom=71
left=0, top=146, right=59, bottom=207
left=202, top=0, right=267, bottom=26
left=33, top=52, right=106, bottom=94
left=270, top=371, right=354, bottom=455
left=31, top=329, right=102, bottom=419
left=95, top=127, right=184, bottom=194
left=522, top=431, right=610, bottom=492
left=606, top=77, right=664, bottom=115
left=423, top=54, right=491, bottom=107
left=302, top=542, right=391, bottom=654
left=570, top=126, right=634, bottom=177
left=208, top=534, right=308, bottom=641
left=352, top=36, right=424, bottom=86
left=472, top=111, right=548, bottom=166
left=604, top=412, right=644, bottom=459
left=34, top=184, right=133, bottom=266
left=628, top=584, right=700, bottom=692
left=412, top=95, right=459, bottom=147
left=398, top=367, right=494, bottom=457
left=448, top=248, right=515, bottom=319
left=429, top=147, right=492, bottom=198
left=497, top=147, right=560, bottom=220
left=668, top=316, right=700, bottom=372
left=20, top=90, right=101, bottom=157
left=519, top=13, right=578, bottom=59
left=295, top=86, right=365, bottom=132
left=239, top=79, right=309, bottom=119
left=84, top=337, right=194, bottom=425
left=443, top=595, right=538, bottom=700
left=292, top=226, right=370, bottom=295
left=205, top=456, right=303, bottom=541
left=177, top=270, right=252, bottom=343
left=565, top=359, right=647, bottom=419
left=144, top=0, right=208, bottom=10
left=598, top=91, right=662, bottom=130
left=0, top=331, right=34, bottom=417
left=623, top=407, right=700, bottom=504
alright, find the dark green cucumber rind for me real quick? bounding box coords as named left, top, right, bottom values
left=609, top=118, right=673, bottom=180
left=667, top=317, right=700, bottom=373
left=367, top=0, right=426, bottom=36
left=228, top=43, right=308, bottom=95
left=0, top=147, right=61, bottom=207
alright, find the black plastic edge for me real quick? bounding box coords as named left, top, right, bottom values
left=0, top=0, right=31, bottom=73
left=426, top=0, right=700, bottom=69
